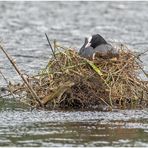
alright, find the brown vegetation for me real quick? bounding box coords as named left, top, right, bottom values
left=1, top=42, right=148, bottom=110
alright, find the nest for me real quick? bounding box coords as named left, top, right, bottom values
left=7, top=43, right=148, bottom=110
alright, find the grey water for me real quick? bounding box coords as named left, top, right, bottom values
left=0, top=1, right=148, bottom=147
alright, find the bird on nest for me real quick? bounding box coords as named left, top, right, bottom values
left=79, top=34, right=118, bottom=59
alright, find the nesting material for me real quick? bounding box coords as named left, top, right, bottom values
left=8, top=43, right=148, bottom=110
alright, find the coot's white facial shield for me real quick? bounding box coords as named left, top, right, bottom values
left=85, top=36, right=92, bottom=48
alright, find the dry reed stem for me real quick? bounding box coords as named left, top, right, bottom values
left=0, top=45, right=43, bottom=107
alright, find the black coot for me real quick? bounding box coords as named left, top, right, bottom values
left=79, top=34, right=118, bottom=59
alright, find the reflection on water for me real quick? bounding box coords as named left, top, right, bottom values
left=0, top=99, right=147, bottom=147
left=0, top=1, right=148, bottom=147
left=3, top=121, right=148, bottom=147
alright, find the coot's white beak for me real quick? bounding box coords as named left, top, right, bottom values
left=85, top=42, right=91, bottom=48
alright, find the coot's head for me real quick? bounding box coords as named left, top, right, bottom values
left=85, top=34, right=108, bottom=48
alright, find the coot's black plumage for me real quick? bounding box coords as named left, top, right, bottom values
left=79, top=34, right=117, bottom=58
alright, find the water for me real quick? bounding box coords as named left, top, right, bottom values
left=0, top=2, right=148, bottom=147
left=0, top=99, right=148, bottom=147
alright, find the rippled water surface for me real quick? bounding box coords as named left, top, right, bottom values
left=0, top=2, right=148, bottom=147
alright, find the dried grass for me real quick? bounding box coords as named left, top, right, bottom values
left=7, top=43, right=148, bottom=110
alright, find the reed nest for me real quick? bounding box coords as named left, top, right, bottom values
left=6, top=43, right=148, bottom=110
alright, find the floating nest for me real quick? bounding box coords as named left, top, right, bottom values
left=7, top=43, right=148, bottom=110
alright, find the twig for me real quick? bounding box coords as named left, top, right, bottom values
left=0, top=69, right=16, bottom=99
left=136, top=49, right=148, bottom=58
left=135, top=61, right=148, bottom=78
left=53, top=39, right=56, bottom=51
left=45, top=33, right=56, bottom=59
left=0, top=44, right=43, bottom=107
left=130, top=50, right=148, bottom=78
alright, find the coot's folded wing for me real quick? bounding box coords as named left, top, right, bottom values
left=79, top=46, right=94, bottom=58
